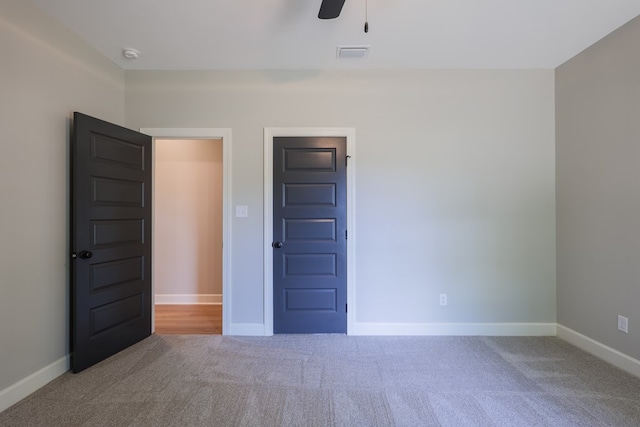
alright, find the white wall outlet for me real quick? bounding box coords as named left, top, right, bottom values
left=618, top=315, right=629, bottom=333
left=439, top=294, right=447, bottom=306
left=235, top=205, right=248, bottom=218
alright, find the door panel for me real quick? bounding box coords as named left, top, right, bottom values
left=285, top=183, right=336, bottom=206
left=273, top=136, right=347, bottom=334
left=71, top=112, right=152, bottom=372
left=284, top=219, right=336, bottom=241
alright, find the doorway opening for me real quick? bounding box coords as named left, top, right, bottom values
left=141, top=128, right=232, bottom=335
left=154, top=138, right=222, bottom=334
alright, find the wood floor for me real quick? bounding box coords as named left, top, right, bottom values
left=154, top=304, right=222, bottom=335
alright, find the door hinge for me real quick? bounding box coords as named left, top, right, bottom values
left=345, top=155, right=351, bottom=166
left=346, top=303, right=348, bottom=313
left=345, top=229, right=348, bottom=240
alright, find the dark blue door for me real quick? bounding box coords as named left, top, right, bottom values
left=71, top=112, right=152, bottom=372
left=273, top=136, right=347, bottom=333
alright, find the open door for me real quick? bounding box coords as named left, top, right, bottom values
left=71, top=112, right=152, bottom=373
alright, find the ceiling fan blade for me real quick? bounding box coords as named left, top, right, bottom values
left=318, top=0, right=346, bottom=19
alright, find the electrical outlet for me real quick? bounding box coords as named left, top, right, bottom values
left=235, top=205, right=248, bottom=218
left=439, top=294, right=447, bottom=306
left=618, top=315, right=629, bottom=333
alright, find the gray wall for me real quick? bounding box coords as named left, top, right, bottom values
left=556, top=16, right=640, bottom=360
left=0, top=0, right=124, bottom=394
left=125, top=69, right=557, bottom=330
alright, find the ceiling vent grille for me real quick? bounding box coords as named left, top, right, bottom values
left=337, top=45, right=370, bottom=59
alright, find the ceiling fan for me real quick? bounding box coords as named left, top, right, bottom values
left=318, top=0, right=346, bottom=19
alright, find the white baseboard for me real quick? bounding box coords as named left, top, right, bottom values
left=225, top=322, right=556, bottom=337
left=0, top=355, right=69, bottom=413
left=226, top=323, right=267, bottom=336
left=350, top=322, right=557, bottom=336
left=155, top=294, right=222, bottom=305
left=557, top=324, right=640, bottom=378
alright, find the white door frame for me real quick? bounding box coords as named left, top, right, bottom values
left=263, top=128, right=356, bottom=336
left=141, top=128, right=232, bottom=335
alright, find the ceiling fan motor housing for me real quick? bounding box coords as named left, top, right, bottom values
left=319, top=0, right=346, bottom=19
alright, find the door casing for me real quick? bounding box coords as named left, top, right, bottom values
left=141, top=128, right=232, bottom=335
left=264, top=128, right=356, bottom=336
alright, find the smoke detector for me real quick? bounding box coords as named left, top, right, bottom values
left=337, top=45, right=370, bottom=59
left=122, top=48, right=141, bottom=60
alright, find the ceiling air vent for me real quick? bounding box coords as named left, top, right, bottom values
left=337, top=45, right=370, bottom=59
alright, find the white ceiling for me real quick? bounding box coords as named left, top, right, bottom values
left=29, top=0, right=640, bottom=70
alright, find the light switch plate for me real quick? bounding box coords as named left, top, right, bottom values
left=235, top=205, right=248, bottom=218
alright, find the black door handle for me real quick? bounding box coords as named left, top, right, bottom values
left=78, top=250, right=93, bottom=259
left=272, top=241, right=283, bottom=249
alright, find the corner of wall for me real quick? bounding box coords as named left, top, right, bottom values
left=557, top=325, right=640, bottom=378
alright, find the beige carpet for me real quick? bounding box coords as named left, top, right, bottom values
left=2, top=334, right=640, bottom=426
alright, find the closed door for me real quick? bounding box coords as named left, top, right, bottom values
left=71, top=112, right=152, bottom=372
left=273, top=136, right=347, bottom=333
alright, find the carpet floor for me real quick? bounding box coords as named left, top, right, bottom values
left=1, top=335, right=640, bottom=426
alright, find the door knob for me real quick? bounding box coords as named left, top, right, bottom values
left=78, top=250, right=93, bottom=259
left=272, top=241, right=283, bottom=249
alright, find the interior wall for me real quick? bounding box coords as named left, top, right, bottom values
left=125, top=69, right=556, bottom=331
left=0, top=0, right=124, bottom=399
left=556, top=15, right=640, bottom=361
left=155, top=139, right=223, bottom=302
